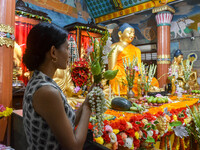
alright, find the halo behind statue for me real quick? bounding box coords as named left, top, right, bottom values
left=187, top=52, right=197, bottom=63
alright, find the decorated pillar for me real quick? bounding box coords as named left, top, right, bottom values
left=0, top=0, right=15, bottom=142
left=153, top=5, right=175, bottom=88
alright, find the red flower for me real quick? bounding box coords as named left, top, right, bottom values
left=71, top=59, right=91, bottom=87
left=102, top=132, right=111, bottom=143
left=88, top=123, right=93, bottom=130
left=125, top=128, right=135, bottom=137
left=133, top=138, right=140, bottom=148
left=116, top=134, right=124, bottom=146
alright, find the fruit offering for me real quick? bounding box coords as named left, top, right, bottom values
left=146, top=96, right=169, bottom=106
left=191, top=90, right=200, bottom=95
left=130, top=102, right=146, bottom=113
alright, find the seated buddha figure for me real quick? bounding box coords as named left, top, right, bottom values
left=53, top=68, right=85, bottom=109
left=170, top=49, right=184, bottom=88
left=108, top=23, right=159, bottom=96
left=171, top=49, right=199, bottom=90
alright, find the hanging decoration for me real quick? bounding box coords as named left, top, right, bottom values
left=0, top=24, right=15, bottom=47
left=15, top=10, right=52, bottom=22
left=68, top=36, right=79, bottom=64
left=74, top=25, right=109, bottom=36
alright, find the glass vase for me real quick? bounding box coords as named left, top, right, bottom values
left=184, top=82, right=190, bottom=94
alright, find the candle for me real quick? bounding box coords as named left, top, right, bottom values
left=109, top=84, right=111, bottom=100
left=118, top=83, right=120, bottom=96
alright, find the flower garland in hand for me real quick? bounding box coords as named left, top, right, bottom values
left=88, top=86, right=107, bottom=137
left=71, top=58, right=91, bottom=88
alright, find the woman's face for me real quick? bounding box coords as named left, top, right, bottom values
left=121, top=27, right=135, bottom=43
left=56, top=40, right=70, bottom=69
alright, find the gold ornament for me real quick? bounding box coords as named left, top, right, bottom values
left=0, top=37, right=14, bottom=47
left=0, top=24, right=15, bottom=47
left=157, top=60, right=171, bottom=64
left=0, top=24, right=14, bottom=34
left=157, top=55, right=170, bottom=59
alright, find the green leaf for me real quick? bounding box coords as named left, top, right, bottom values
left=145, top=136, right=155, bottom=143
left=135, top=121, right=141, bottom=124
left=154, top=120, right=159, bottom=124
left=144, top=124, right=148, bottom=129
left=151, top=124, right=156, bottom=130
left=147, top=127, right=151, bottom=131
left=169, top=121, right=182, bottom=127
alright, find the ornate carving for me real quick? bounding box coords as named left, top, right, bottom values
left=0, top=24, right=14, bottom=34
left=155, top=11, right=173, bottom=26
left=157, top=55, right=170, bottom=59
left=0, top=24, right=15, bottom=48
left=0, top=37, right=14, bottom=47
left=157, top=60, right=171, bottom=64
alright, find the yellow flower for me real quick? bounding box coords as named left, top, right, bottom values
left=184, top=116, right=192, bottom=124
left=173, top=115, right=177, bottom=121
left=113, top=129, right=120, bottom=134
left=126, top=122, right=133, bottom=130
left=142, top=119, right=148, bottom=125
left=95, top=137, right=104, bottom=145
left=135, top=132, right=139, bottom=139
left=0, top=112, right=3, bottom=117
left=103, top=143, right=112, bottom=149
left=130, top=144, right=134, bottom=150
left=168, top=125, right=173, bottom=131
left=0, top=107, right=13, bottom=117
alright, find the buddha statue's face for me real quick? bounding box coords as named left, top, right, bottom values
left=120, top=27, right=135, bottom=43
left=174, top=55, right=183, bottom=64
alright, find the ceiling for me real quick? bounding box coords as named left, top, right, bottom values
left=85, top=0, right=149, bottom=18
left=85, top=0, right=179, bottom=23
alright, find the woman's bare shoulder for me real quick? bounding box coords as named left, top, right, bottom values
left=33, top=85, right=61, bottom=103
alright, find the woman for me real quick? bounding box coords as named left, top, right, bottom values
left=23, top=22, right=93, bottom=150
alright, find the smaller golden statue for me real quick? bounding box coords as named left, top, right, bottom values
left=170, top=49, right=199, bottom=91
left=171, top=75, right=176, bottom=95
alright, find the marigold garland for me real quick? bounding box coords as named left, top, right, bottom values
left=89, top=96, right=199, bottom=149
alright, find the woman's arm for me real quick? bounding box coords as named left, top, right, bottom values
left=33, top=86, right=91, bottom=150
left=74, top=83, right=95, bottom=126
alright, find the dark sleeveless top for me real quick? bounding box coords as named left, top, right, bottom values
left=23, top=70, right=76, bottom=150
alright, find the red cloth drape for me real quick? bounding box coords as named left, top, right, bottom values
left=14, top=16, right=39, bottom=85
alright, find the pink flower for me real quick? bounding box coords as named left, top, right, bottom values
left=133, top=66, right=139, bottom=71
left=0, top=104, right=6, bottom=112
left=155, top=94, right=162, bottom=97
left=74, top=86, right=81, bottom=93
left=105, top=125, right=113, bottom=133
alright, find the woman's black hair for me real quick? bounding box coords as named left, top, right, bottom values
left=23, top=22, right=68, bottom=71
left=174, top=49, right=183, bottom=58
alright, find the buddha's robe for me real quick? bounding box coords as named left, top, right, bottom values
left=110, top=44, right=159, bottom=96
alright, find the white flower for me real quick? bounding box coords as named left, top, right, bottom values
left=124, top=137, right=133, bottom=149
left=147, top=130, right=154, bottom=137
left=109, top=132, right=117, bottom=143
left=102, top=56, right=108, bottom=64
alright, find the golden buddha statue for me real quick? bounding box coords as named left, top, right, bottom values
left=53, top=68, right=85, bottom=109
left=108, top=23, right=159, bottom=96
left=171, top=75, right=176, bottom=95
left=170, top=49, right=199, bottom=90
